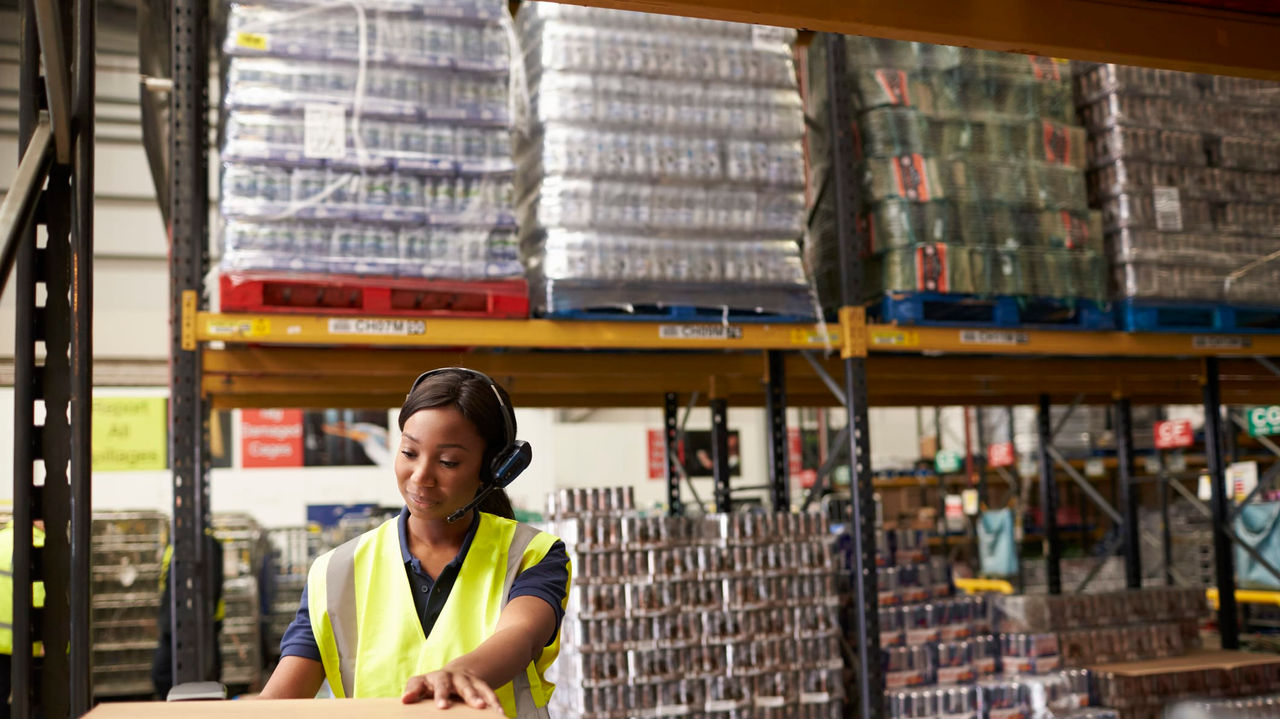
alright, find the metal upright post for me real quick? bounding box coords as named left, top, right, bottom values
left=11, top=0, right=94, bottom=714
left=1116, top=398, right=1140, bottom=590
left=764, top=351, right=790, bottom=511
left=11, top=4, right=41, bottom=713
left=69, top=0, right=95, bottom=709
left=664, top=393, right=683, bottom=516
left=1037, top=395, right=1062, bottom=594
left=711, top=399, right=732, bottom=513
left=1160, top=477, right=1174, bottom=586
left=822, top=33, right=883, bottom=719
left=975, top=407, right=989, bottom=504
left=170, top=0, right=214, bottom=685
left=1203, top=357, right=1239, bottom=649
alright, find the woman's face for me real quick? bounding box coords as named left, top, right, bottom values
left=395, top=406, right=487, bottom=522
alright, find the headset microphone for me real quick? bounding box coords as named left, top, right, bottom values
left=445, top=438, right=531, bottom=523
left=447, top=485, right=497, bottom=524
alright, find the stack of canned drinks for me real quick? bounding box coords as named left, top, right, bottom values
left=806, top=37, right=1106, bottom=311
left=989, top=589, right=1205, bottom=681
left=544, top=489, right=844, bottom=718
left=1167, top=694, right=1280, bottom=719
left=1076, top=63, right=1280, bottom=304
left=515, top=4, right=814, bottom=318
left=1094, top=661, right=1280, bottom=719
left=218, top=0, right=520, bottom=280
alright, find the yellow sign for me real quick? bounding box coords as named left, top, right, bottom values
left=236, top=32, right=269, bottom=51
left=92, top=397, right=168, bottom=471
left=789, top=328, right=840, bottom=346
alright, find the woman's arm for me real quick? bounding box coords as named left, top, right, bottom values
left=258, top=656, right=326, bottom=699
left=401, top=596, right=557, bottom=709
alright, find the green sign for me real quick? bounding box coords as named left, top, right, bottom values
left=935, top=449, right=963, bottom=475
left=1247, top=406, right=1280, bottom=437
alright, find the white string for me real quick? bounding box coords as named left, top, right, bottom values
left=499, top=11, right=531, bottom=140
left=234, top=1, right=371, bottom=222
left=1223, top=247, right=1280, bottom=295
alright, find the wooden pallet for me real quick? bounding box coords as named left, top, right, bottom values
left=219, top=273, right=529, bottom=318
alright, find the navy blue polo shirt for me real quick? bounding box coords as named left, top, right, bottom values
left=279, top=509, right=570, bottom=661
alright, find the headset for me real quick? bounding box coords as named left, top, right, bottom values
left=406, top=368, right=532, bottom=523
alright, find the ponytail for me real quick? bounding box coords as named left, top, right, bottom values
left=478, top=487, right=515, bottom=520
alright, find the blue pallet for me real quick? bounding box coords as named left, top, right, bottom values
left=1118, top=299, right=1280, bottom=334
left=876, top=292, right=1115, bottom=330
left=545, top=305, right=816, bottom=324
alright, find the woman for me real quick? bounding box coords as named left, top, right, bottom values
left=260, top=368, right=571, bottom=717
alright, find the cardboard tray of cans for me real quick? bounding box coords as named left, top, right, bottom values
left=990, top=588, right=1206, bottom=634
left=1090, top=650, right=1280, bottom=714
left=886, top=669, right=1093, bottom=719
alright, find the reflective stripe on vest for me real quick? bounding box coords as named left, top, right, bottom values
left=308, top=512, right=563, bottom=718
left=0, top=524, right=46, bottom=656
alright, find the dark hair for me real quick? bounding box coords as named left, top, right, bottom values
left=398, top=368, right=516, bottom=519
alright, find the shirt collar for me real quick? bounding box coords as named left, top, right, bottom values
left=397, top=506, right=481, bottom=571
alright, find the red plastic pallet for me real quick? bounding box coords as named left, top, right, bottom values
left=219, top=272, right=529, bottom=318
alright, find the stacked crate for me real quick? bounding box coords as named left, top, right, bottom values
left=91, top=512, right=167, bottom=698
left=218, top=0, right=521, bottom=286
left=807, top=37, right=1107, bottom=322
left=264, top=527, right=326, bottom=663
left=1076, top=64, right=1280, bottom=317
left=213, top=513, right=268, bottom=688
left=516, top=4, right=813, bottom=319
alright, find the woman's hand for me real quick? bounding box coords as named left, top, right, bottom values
left=400, top=667, right=504, bottom=713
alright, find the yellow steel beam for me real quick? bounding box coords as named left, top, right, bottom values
left=866, top=324, right=1280, bottom=357
left=196, top=310, right=1280, bottom=358
left=954, top=577, right=1015, bottom=595
left=1207, top=587, right=1280, bottom=610
left=550, top=0, right=1280, bottom=79
left=196, top=312, right=837, bottom=351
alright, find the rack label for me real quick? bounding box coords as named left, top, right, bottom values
left=959, top=330, right=1029, bottom=345
left=235, top=32, right=269, bottom=51
left=1153, top=186, right=1183, bottom=232
left=790, top=328, right=840, bottom=346
left=206, top=318, right=270, bottom=338
left=658, top=324, right=742, bottom=341
left=870, top=328, right=919, bottom=347
left=1192, top=334, right=1250, bottom=349
left=304, top=103, right=347, bottom=160
left=328, top=318, right=426, bottom=336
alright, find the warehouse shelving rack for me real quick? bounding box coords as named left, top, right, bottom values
left=0, top=1, right=1223, bottom=719
left=158, top=2, right=1280, bottom=717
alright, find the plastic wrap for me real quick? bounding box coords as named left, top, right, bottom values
left=1078, top=62, right=1280, bottom=305
left=872, top=243, right=1106, bottom=302
left=807, top=36, right=1103, bottom=312
left=545, top=496, right=845, bottom=718
left=517, top=3, right=812, bottom=317
left=1167, top=694, right=1280, bottom=719
left=218, top=0, right=517, bottom=284
left=990, top=588, right=1207, bottom=634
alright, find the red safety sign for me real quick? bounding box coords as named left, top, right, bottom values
left=1154, top=419, right=1194, bottom=449
left=987, top=442, right=1015, bottom=468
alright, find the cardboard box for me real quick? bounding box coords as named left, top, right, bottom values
left=1088, top=649, right=1280, bottom=676
left=85, top=698, right=497, bottom=719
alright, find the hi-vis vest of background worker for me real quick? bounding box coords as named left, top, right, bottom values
left=0, top=523, right=45, bottom=657
left=305, top=368, right=563, bottom=718
left=308, top=512, right=561, bottom=715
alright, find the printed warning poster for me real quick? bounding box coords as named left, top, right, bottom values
left=241, top=409, right=304, bottom=468
left=92, top=397, right=168, bottom=471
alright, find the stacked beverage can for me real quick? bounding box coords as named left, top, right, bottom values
left=1075, top=64, right=1280, bottom=304
left=515, top=4, right=813, bottom=318
left=218, top=0, right=520, bottom=280
left=543, top=491, right=844, bottom=718
left=806, top=37, right=1106, bottom=311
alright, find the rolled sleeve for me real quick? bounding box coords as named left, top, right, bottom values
left=278, top=583, right=322, bottom=662
left=507, top=540, right=571, bottom=647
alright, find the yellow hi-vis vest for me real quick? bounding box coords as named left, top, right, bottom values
left=0, top=523, right=46, bottom=656
left=308, top=512, right=564, bottom=717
